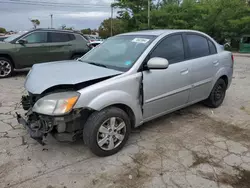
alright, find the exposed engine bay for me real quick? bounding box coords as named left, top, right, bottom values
left=17, top=93, right=92, bottom=145
left=16, top=74, right=115, bottom=145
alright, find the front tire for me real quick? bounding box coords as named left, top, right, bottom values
left=203, top=78, right=227, bottom=108
left=0, top=57, right=14, bottom=78
left=83, top=107, right=131, bottom=157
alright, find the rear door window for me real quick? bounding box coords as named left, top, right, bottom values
left=150, top=34, right=185, bottom=64
left=49, top=32, right=71, bottom=42
left=186, top=34, right=210, bottom=58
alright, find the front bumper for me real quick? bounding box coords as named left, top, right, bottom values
left=16, top=108, right=86, bottom=145
left=16, top=112, right=45, bottom=145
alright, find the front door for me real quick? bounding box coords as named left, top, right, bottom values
left=143, top=34, right=192, bottom=120
left=15, top=31, right=50, bottom=68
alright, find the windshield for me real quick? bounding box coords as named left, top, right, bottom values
left=4, top=34, right=21, bottom=42
left=80, top=35, right=156, bottom=71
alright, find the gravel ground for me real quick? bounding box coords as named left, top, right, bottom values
left=0, top=55, right=250, bottom=188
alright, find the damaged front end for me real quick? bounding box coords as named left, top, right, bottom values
left=17, top=92, right=89, bottom=145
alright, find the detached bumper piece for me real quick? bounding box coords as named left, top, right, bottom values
left=16, top=113, right=45, bottom=145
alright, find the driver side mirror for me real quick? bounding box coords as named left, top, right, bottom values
left=147, top=57, right=169, bottom=70
left=18, top=39, right=27, bottom=45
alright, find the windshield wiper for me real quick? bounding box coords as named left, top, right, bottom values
left=78, top=59, right=107, bottom=68
left=88, top=62, right=107, bottom=68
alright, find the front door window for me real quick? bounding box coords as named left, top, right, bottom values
left=23, top=32, right=47, bottom=43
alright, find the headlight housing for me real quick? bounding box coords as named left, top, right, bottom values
left=32, top=92, right=80, bottom=115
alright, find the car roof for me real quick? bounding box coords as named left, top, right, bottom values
left=30, top=28, right=81, bottom=34
left=118, top=29, right=202, bottom=36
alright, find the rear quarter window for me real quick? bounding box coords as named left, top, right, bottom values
left=208, top=40, right=217, bottom=54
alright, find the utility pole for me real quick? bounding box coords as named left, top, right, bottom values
left=50, top=14, right=53, bottom=28
left=110, top=5, right=113, bottom=36
left=148, top=0, right=150, bottom=29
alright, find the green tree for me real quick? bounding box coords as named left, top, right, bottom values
left=81, top=28, right=92, bottom=34
left=60, top=25, right=74, bottom=30
left=103, top=0, right=250, bottom=47
left=30, top=19, right=40, bottom=29
left=98, top=18, right=125, bottom=38
left=0, top=27, right=6, bottom=33
left=61, top=24, right=67, bottom=29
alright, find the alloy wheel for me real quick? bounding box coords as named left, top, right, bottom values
left=97, top=117, right=126, bottom=151
left=214, top=84, right=225, bottom=101
left=0, top=60, right=12, bottom=77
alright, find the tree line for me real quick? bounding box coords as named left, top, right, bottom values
left=1, top=0, right=249, bottom=47
left=98, top=0, right=250, bottom=47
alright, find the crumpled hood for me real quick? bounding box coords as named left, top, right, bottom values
left=25, top=60, right=122, bottom=94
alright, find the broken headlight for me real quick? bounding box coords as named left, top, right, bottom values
left=32, top=92, right=80, bottom=115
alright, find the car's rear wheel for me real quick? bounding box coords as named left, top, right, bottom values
left=0, top=57, right=13, bottom=78
left=203, top=78, right=227, bottom=108
left=83, top=107, right=131, bottom=157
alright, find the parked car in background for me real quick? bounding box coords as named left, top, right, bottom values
left=83, top=35, right=96, bottom=42
left=89, top=40, right=103, bottom=48
left=0, top=36, right=9, bottom=42
left=17, top=29, right=234, bottom=156
left=83, top=35, right=103, bottom=42
left=0, top=28, right=90, bottom=78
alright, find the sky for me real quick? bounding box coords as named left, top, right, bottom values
left=0, top=0, right=115, bottom=31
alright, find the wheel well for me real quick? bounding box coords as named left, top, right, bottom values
left=109, top=104, right=136, bottom=128
left=0, top=54, right=15, bottom=68
left=220, top=75, right=228, bottom=87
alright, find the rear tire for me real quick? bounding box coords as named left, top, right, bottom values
left=83, top=107, right=131, bottom=157
left=203, top=78, right=227, bottom=108
left=0, top=57, right=14, bottom=78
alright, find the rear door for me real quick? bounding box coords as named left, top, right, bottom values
left=15, top=31, right=50, bottom=67
left=185, top=33, right=218, bottom=103
left=47, top=32, right=73, bottom=61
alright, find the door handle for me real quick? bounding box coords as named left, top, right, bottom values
left=213, top=60, right=219, bottom=66
left=180, top=68, right=189, bottom=75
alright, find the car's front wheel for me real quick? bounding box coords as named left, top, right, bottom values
left=0, top=57, right=13, bottom=78
left=203, top=78, right=227, bottom=108
left=83, top=107, right=131, bottom=157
